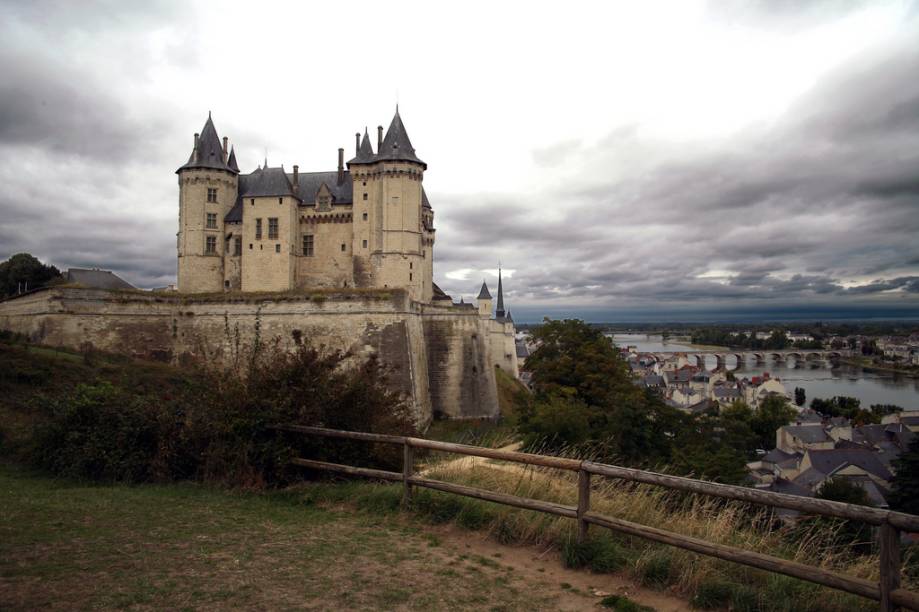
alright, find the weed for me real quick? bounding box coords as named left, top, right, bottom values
left=599, top=594, right=654, bottom=611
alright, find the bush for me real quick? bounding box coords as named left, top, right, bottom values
left=636, top=550, right=672, bottom=587
left=26, top=339, right=417, bottom=486
left=691, top=579, right=734, bottom=609
left=562, top=535, right=627, bottom=573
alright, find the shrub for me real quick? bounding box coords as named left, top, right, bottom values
left=26, top=339, right=416, bottom=486
left=562, top=535, right=627, bottom=573
left=635, top=550, right=672, bottom=587
left=691, top=579, right=734, bottom=609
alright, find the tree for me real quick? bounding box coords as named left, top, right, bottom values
left=794, top=387, right=806, bottom=407
left=749, top=395, right=797, bottom=450
left=810, top=396, right=861, bottom=419
left=0, top=253, right=62, bottom=298
left=890, top=437, right=919, bottom=515
left=815, top=478, right=873, bottom=551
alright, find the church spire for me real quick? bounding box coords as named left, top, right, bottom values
left=495, top=266, right=505, bottom=319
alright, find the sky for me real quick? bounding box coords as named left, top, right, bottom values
left=1, top=0, right=918, bottom=322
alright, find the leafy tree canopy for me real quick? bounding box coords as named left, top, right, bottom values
left=0, top=253, right=62, bottom=298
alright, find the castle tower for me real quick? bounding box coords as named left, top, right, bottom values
left=477, top=281, right=492, bottom=317
left=348, top=108, right=430, bottom=302
left=176, top=113, right=238, bottom=293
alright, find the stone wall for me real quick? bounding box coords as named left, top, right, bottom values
left=0, top=287, right=507, bottom=426
left=421, top=303, right=499, bottom=419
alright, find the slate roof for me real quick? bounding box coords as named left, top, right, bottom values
left=805, top=448, right=893, bottom=481
left=762, top=447, right=798, bottom=464
left=768, top=477, right=813, bottom=497
left=177, top=114, right=236, bottom=174
left=422, top=188, right=431, bottom=209
left=348, top=129, right=377, bottom=164
left=642, top=374, right=665, bottom=388
left=516, top=339, right=530, bottom=359
left=227, top=147, right=240, bottom=173
left=66, top=268, right=135, bottom=290
left=431, top=282, right=452, bottom=301
left=238, top=166, right=297, bottom=199
left=713, top=387, right=742, bottom=400
left=495, top=269, right=505, bottom=317
left=783, top=425, right=831, bottom=444
left=477, top=281, right=491, bottom=300
left=289, top=170, right=353, bottom=204
left=376, top=107, right=426, bottom=168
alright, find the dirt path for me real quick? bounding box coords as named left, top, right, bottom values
left=432, top=522, right=690, bottom=611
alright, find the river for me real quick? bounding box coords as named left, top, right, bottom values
left=610, top=333, right=919, bottom=410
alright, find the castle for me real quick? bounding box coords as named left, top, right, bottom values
left=0, top=109, right=518, bottom=425
left=177, top=109, right=436, bottom=300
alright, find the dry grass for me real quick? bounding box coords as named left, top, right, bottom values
left=413, top=456, right=904, bottom=611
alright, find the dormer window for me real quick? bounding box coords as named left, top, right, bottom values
left=207, top=188, right=218, bottom=203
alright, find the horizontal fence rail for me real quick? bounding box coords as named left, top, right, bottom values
left=273, top=424, right=919, bottom=611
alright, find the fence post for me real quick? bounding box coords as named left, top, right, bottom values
left=879, top=522, right=900, bottom=612
left=577, top=469, right=590, bottom=545
left=402, top=441, right=414, bottom=507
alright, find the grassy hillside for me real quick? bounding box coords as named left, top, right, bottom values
left=0, top=462, right=669, bottom=611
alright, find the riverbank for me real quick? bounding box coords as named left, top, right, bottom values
left=837, top=357, right=919, bottom=379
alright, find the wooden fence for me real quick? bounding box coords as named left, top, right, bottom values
left=274, top=424, right=919, bottom=611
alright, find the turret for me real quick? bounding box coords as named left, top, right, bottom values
left=477, top=281, right=492, bottom=317
left=495, top=267, right=506, bottom=319
left=176, top=113, right=239, bottom=293
left=348, top=107, right=430, bottom=301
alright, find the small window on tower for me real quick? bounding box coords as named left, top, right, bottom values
left=255, top=218, right=262, bottom=239
left=409, top=262, right=413, bottom=270
left=302, top=234, right=314, bottom=256
left=268, top=217, right=278, bottom=239
left=206, top=213, right=217, bottom=229
left=279, top=197, right=283, bottom=204
left=362, top=212, right=368, bottom=221
left=363, top=193, right=368, bottom=201
left=205, top=236, right=217, bottom=254
left=340, top=243, right=346, bottom=252
left=362, top=239, right=367, bottom=248
left=207, top=188, right=218, bottom=203
left=409, top=273, right=413, bottom=281
left=234, top=237, right=242, bottom=256
left=275, top=244, right=280, bottom=253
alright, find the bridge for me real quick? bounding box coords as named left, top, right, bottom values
left=640, top=349, right=851, bottom=370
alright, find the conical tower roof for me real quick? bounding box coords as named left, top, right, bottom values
left=348, top=128, right=376, bottom=165
left=226, top=146, right=240, bottom=173
left=477, top=281, right=492, bottom=300
left=495, top=268, right=505, bottom=318
left=177, top=113, right=235, bottom=174
left=377, top=106, right=426, bottom=168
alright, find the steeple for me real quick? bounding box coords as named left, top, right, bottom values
left=495, top=267, right=505, bottom=319
left=477, top=281, right=492, bottom=300
left=177, top=113, right=235, bottom=174
left=377, top=106, right=426, bottom=168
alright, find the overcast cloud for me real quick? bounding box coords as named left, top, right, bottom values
left=1, top=0, right=917, bottom=320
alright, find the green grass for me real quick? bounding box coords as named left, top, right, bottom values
left=0, top=463, right=586, bottom=611
left=599, top=594, right=655, bottom=611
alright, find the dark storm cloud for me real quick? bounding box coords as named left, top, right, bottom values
left=434, top=30, right=919, bottom=314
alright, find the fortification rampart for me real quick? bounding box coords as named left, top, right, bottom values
left=0, top=287, right=501, bottom=425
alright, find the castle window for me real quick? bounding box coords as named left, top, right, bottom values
left=409, top=262, right=413, bottom=270
left=268, top=217, right=278, bottom=239
left=275, top=244, right=280, bottom=253
left=363, top=193, right=368, bottom=201
left=251, top=199, right=255, bottom=206
left=249, top=243, right=253, bottom=249
left=207, top=188, right=218, bottom=203
left=255, top=218, right=262, bottom=239
left=409, top=273, right=412, bottom=281
left=362, top=239, right=367, bottom=248
left=340, top=243, right=346, bottom=252
left=205, top=236, right=216, bottom=254
left=206, top=213, right=217, bottom=229
left=362, top=181, right=366, bottom=186
left=279, top=197, right=283, bottom=204
left=362, top=212, right=368, bottom=221
left=302, top=234, right=314, bottom=256
left=234, top=237, right=242, bottom=256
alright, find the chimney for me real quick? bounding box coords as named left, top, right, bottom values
left=377, top=125, right=383, bottom=152
left=193, top=133, right=199, bottom=162
left=355, top=132, right=361, bottom=155
left=293, top=165, right=299, bottom=191
left=337, top=148, right=344, bottom=184
left=222, top=137, right=228, bottom=162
